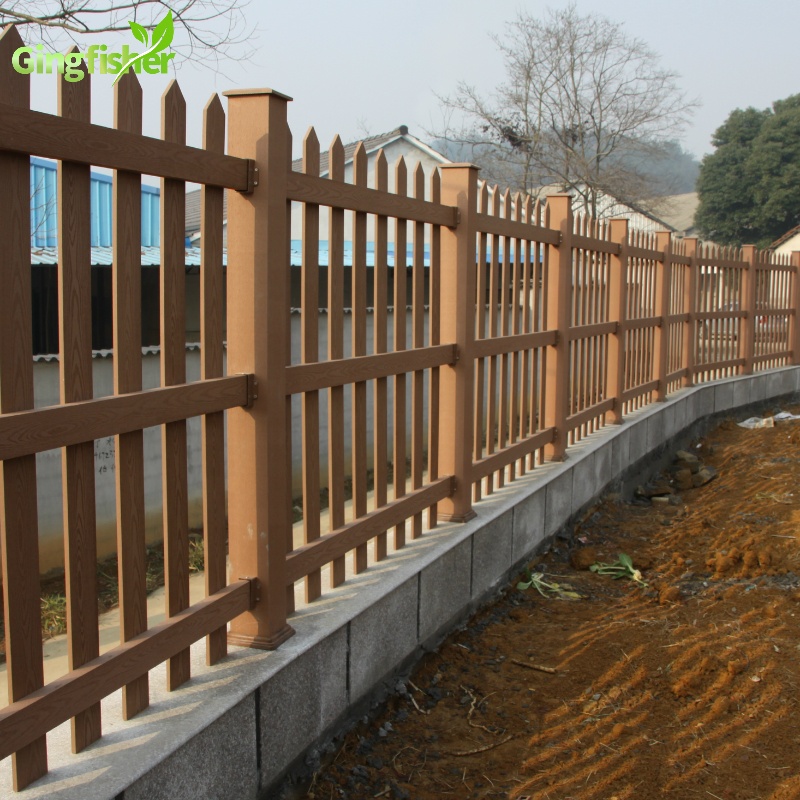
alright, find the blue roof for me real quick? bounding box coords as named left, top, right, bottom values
left=30, top=157, right=160, bottom=248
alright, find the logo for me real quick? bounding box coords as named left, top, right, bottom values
left=11, top=11, right=175, bottom=84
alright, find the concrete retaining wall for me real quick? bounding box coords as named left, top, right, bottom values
left=9, top=367, right=799, bottom=800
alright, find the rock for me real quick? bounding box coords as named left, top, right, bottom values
left=675, top=450, right=700, bottom=469
left=673, top=468, right=694, bottom=491
left=570, top=547, right=599, bottom=570
left=692, top=466, right=718, bottom=487
left=651, top=496, right=671, bottom=506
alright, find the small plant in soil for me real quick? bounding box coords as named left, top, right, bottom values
left=517, top=567, right=583, bottom=600
left=589, top=552, right=648, bottom=587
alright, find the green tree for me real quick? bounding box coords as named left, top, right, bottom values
left=696, top=96, right=800, bottom=247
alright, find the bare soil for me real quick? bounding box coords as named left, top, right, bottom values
left=299, top=409, right=800, bottom=800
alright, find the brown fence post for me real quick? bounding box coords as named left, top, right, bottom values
left=0, top=24, right=48, bottom=790
left=606, top=219, right=628, bottom=423
left=682, top=237, right=698, bottom=387
left=654, top=231, right=673, bottom=400
left=438, top=164, right=478, bottom=522
left=224, top=88, right=294, bottom=649
left=740, top=245, right=757, bottom=374
left=792, top=252, right=800, bottom=364
left=544, top=195, right=573, bottom=460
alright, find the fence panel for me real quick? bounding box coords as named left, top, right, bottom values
left=753, top=250, right=795, bottom=370
left=0, top=47, right=255, bottom=789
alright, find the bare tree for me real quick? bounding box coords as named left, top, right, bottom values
left=1, top=0, right=254, bottom=68
left=434, top=5, right=697, bottom=218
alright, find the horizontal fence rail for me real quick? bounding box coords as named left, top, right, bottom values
left=1, top=22, right=800, bottom=792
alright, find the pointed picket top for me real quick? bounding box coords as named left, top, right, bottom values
left=524, top=194, right=533, bottom=224
left=303, top=127, right=320, bottom=176
left=429, top=167, right=440, bottom=204
left=502, top=187, right=512, bottom=219
left=329, top=134, right=345, bottom=180
left=0, top=24, right=29, bottom=107
left=479, top=180, right=489, bottom=213
left=114, top=69, right=143, bottom=133
left=394, top=155, right=407, bottom=196
left=513, top=192, right=522, bottom=223
left=413, top=162, right=425, bottom=200
left=161, top=79, right=186, bottom=144
left=491, top=184, right=501, bottom=216
left=375, top=149, right=388, bottom=192
left=353, top=141, right=367, bottom=186
left=203, top=94, right=225, bottom=153
left=58, top=45, right=90, bottom=122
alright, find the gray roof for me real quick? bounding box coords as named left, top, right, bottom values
left=185, top=190, right=228, bottom=236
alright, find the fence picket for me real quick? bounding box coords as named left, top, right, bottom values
left=352, top=143, right=369, bottom=569
left=301, top=127, right=322, bottom=601
left=200, top=94, right=227, bottom=665
left=57, top=46, right=101, bottom=752
left=411, top=163, right=426, bottom=539
left=112, top=71, right=149, bottom=720
left=160, top=81, right=191, bottom=691
left=328, top=135, right=346, bottom=585
left=373, top=151, right=389, bottom=560
left=0, top=25, right=48, bottom=790
left=393, top=157, right=408, bottom=549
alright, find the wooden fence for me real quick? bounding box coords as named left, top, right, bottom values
left=1, top=22, right=799, bottom=791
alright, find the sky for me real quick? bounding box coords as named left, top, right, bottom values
left=23, top=0, right=800, bottom=173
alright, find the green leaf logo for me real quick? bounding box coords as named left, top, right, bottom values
left=128, top=20, right=149, bottom=47
left=114, top=11, right=174, bottom=85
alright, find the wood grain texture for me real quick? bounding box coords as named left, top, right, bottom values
left=160, top=81, right=191, bottom=690
left=472, top=428, right=554, bottom=482
left=543, top=195, right=573, bottom=461
left=225, top=89, right=294, bottom=649
left=0, top=26, right=48, bottom=789
left=0, top=376, right=248, bottom=461
left=427, top=170, right=441, bottom=530
left=475, top=211, right=560, bottom=245
left=285, top=346, right=455, bottom=394
left=373, top=151, right=389, bottom=561
left=301, top=128, right=322, bottom=602
left=352, top=143, right=369, bottom=571
left=393, top=157, right=408, bottom=549
left=0, top=102, right=250, bottom=189
left=200, top=94, right=227, bottom=665
left=285, top=478, right=453, bottom=584
left=411, top=164, right=425, bottom=539
left=473, top=183, right=489, bottom=502
left=113, top=71, right=149, bottom=719
left=437, top=165, right=478, bottom=522
left=0, top=582, right=251, bottom=762
left=327, top=136, right=346, bottom=586
left=287, top=170, right=457, bottom=227
left=57, top=47, right=101, bottom=754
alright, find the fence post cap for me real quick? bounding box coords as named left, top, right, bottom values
left=222, top=88, right=293, bottom=102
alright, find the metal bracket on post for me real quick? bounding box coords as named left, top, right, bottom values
left=240, top=159, right=258, bottom=194
left=239, top=577, right=259, bottom=608
left=243, top=373, right=258, bottom=408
